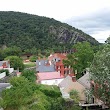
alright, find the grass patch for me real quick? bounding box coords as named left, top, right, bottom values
left=24, top=62, right=36, bottom=68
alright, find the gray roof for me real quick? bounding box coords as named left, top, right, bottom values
left=36, top=60, right=48, bottom=66
left=59, top=76, right=86, bottom=94
left=59, top=75, right=73, bottom=88
left=36, top=65, right=55, bottom=72
left=77, top=72, right=90, bottom=89
left=0, top=83, right=11, bottom=92
left=36, top=60, right=55, bottom=72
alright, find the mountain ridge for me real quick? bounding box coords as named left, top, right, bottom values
left=0, top=11, right=99, bottom=51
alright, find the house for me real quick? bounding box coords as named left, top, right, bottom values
left=55, top=60, right=72, bottom=76
left=48, top=53, right=67, bottom=62
left=77, top=72, right=90, bottom=89
left=0, top=61, right=10, bottom=69
left=48, top=53, right=73, bottom=76
left=36, top=53, right=74, bottom=77
left=0, top=61, right=14, bottom=73
left=78, top=72, right=103, bottom=104
left=36, top=59, right=55, bottom=72
left=59, top=75, right=86, bottom=103
left=21, top=53, right=32, bottom=60
left=59, top=72, right=104, bottom=109
left=37, top=71, right=64, bottom=85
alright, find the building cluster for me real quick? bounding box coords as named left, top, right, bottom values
left=36, top=53, right=105, bottom=109
left=0, top=53, right=107, bottom=109
left=36, top=53, right=75, bottom=85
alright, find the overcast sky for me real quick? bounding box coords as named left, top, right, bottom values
left=0, top=0, right=110, bottom=43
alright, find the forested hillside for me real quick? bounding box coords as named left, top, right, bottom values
left=0, top=11, right=99, bottom=51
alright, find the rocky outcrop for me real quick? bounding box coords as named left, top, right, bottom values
left=49, top=26, right=98, bottom=45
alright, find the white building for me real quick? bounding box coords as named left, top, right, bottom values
left=37, top=72, right=64, bottom=86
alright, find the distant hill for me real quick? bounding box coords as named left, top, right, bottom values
left=0, top=11, right=99, bottom=51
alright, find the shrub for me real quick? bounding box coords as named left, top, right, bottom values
left=29, top=55, right=38, bottom=62
left=70, top=89, right=80, bottom=103
left=21, top=70, right=36, bottom=82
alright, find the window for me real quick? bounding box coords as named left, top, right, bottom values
left=58, top=66, right=60, bottom=69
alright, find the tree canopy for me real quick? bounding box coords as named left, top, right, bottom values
left=0, top=76, right=82, bottom=110
left=69, top=89, right=80, bottom=103
left=105, top=36, right=110, bottom=44
left=64, top=41, right=94, bottom=78
left=90, top=42, right=110, bottom=107
left=3, top=46, right=22, bottom=57
left=0, top=77, right=50, bottom=110
left=21, top=69, right=36, bottom=82
left=5, top=56, right=24, bottom=71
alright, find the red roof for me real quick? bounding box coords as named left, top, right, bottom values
left=48, top=53, right=67, bottom=61
left=37, top=72, right=64, bottom=80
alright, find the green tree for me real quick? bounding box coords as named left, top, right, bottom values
left=38, top=85, right=66, bottom=110
left=3, top=46, right=22, bottom=57
left=5, top=56, right=24, bottom=71
left=70, top=89, right=80, bottom=103
left=29, top=55, right=38, bottom=62
left=30, top=47, right=37, bottom=55
left=64, top=42, right=94, bottom=78
left=0, top=77, right=35, bottom=110
left=105, top=36, right=110, bottom=44
left=90, top=43, right=110, bottom=107
left=0, top=76, right=81, bottom=110
left=0, top=77, right=50, bottom=110
left=21, top=70, right=36, bottom=82
left=23, top=49, right=31, bottom=55
left=39, top=85, right=61, bottom=98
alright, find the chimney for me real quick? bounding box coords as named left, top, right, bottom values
left=72, top=76, right=76, bottom=82
left=49, top=60, right=52, bottom=65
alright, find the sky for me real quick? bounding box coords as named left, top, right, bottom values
left=0, top=0, right=110, bottom=43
